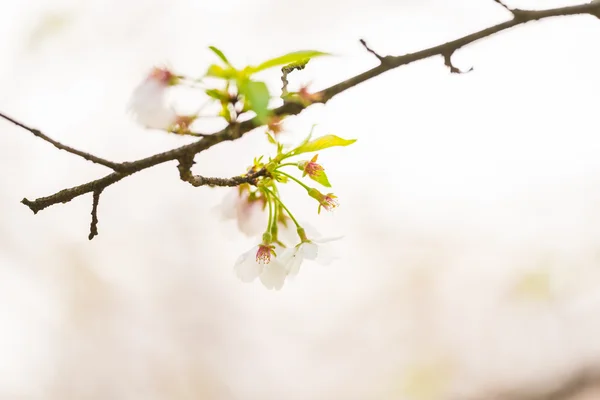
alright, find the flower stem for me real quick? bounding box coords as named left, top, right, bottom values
left=277, top=170, right=311, bottom=192
left=263, top=187, right=301, bottom=229
left=266, top=190, right=274, bottom=234
left=274, top=163, right=298, bottom=170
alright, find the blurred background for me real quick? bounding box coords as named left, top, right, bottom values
left=1, top=0, right=600, bottom=399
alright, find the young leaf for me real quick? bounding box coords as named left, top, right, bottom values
left=206, top=64, right=235, bottom=79
left=240, top=80, right=271, bottom=123
left=205, top=89, right=229, bottom=101
left=309, top=169, right=332, bottom=188
left=265, top=131, right=277, bottom=145
left=295, top=124, right=316, bottom=149
left=293, top=135, right=356, bottom=155
left=249, top=50, right=328, bottom=74
left=208, top=46, right=232, bottom=66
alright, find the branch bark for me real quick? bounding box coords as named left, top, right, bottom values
left=2, top=0, right=599, bottom=237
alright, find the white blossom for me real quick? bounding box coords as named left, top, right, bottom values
left=218, top=188, right=266, bottom=237
left=234, top=244, right=287, bottom=290
left=279, top=236, right=342, bottom=278
left=258, top=259, right=288, bottom=290
left=128, top=67, right=178, bottom=130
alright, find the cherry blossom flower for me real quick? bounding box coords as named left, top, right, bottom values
left=308, top=188, right=339, bottom=213
left=300, top=154, right=324, bottom=178
left=234, top=244, right=274, bottom=282
left=128, top=67, right=179, bottom=130
left=258, top=258, right=288, bottom=290
left=278, top=236, right=342, bottom=278
left=170, top=115, right=198, bottom=134
left=297, top=84, right=323, bottom=105
left=234, top=244, right=287, bottom=290
left=218, top=186, right=267, bottom=237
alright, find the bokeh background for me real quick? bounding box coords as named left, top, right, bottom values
left=1, top=0, right=600, bottom=399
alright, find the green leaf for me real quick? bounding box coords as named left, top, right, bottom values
left=293, top=134, right=356, bottom=155
left=240, top=80, right=271, bottom=123
left=296, top=124, right=316, bottom=149
left=206, top=64, right=237, bottom=80
left=249, top=50, right=328, bottom=74
left=205, top=89, right=229, bottom=101
left=265, top=131, right=277, bottom=145
left=206, top=64, right=227, bottom=79
left=208, top=46, right=232, bottom=66
left=309, top=169, right=332, bottom=188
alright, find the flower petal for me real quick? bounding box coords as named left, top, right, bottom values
left=259, top=260, right=287, bottom=290
left=313, top=244, right=338, bottom=265
left=233, top=246, right=263, bottom=282
left=236, top=199, right=267, bottom=237
left=280, top=246, right=305, bottom=277
left=312, top=235, right=344, bottom=244
left=218, top=188, right=239, bottom=220
left=302, top=242, right=319, bottom=260
left=277, top=220, right=299, bottom=246
left=128, top=80, right=177, bottom=130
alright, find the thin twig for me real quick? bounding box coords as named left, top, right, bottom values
left=492, top=0, right=513, bottom=12
left=0, top=111, right=123, bottom=171
left=359, top=39, right=386, bottom=62
left=88, top=189, right=102, bottom=240
left=443, top=51, right=474, bottom=74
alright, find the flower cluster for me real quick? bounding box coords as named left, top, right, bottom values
left=128, top=48, right=331, bottom=137
left=220, top=127, right=354, bottom=290
left=128, top=47, right=355, bottom=290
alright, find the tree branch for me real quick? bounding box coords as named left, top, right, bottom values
left=5, top=0, right=600, bottom=235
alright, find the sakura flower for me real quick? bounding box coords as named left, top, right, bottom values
left=297, top=84, right=323, bottom=106
left=299, top=154, right=331, bottom=187
left=300, top=154, right=324, bottom=178
left=170, top=114, right=198, bottom=134
left=218, top=186, right=267, bottom=237
left=234, top=244, right=287, bottom=290
left=259, top=258, right=288, bottom=290
left=128, top=67, right=179, bottom=130
left=234, top=243, right=275, bottom=282
left=278, top=241, right=318, bottom=277
left=279, top=236, right=342, bottom=278
left=308, top=188, right=339, bottom=213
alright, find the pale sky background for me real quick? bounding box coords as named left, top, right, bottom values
left=1, top=0, right=600, bottom=399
